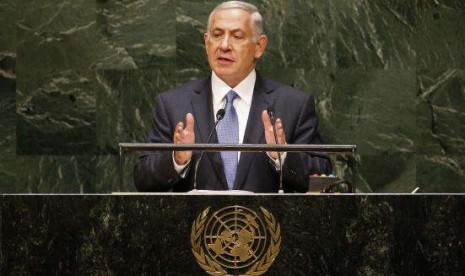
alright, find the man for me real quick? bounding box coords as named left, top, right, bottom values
left=134, top=1, right=331, bottom=193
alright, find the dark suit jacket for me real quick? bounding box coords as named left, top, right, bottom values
left=134, top=73, right=331, bottom=193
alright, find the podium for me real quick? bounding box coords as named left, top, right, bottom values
left=2, top=194, right=464, bottom=274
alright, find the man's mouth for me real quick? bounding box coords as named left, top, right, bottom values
left=217, top=57, right=234, bottom=65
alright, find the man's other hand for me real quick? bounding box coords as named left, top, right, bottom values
left=261, top=110, right=286, bottom=159
left=173, top=113, right=195, bottom=165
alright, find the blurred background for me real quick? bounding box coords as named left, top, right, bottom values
left=1, top=0, right=464, bottom=193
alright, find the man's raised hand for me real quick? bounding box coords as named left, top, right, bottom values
left=261, top=110, right=286, bottom=160
left=173, top=113, right=195, bottom=165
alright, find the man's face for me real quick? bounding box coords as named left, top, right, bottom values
left=205, top=8, right=267, bottom=88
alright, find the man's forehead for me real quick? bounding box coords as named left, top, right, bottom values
left=210, top=8, right=252, bottom=29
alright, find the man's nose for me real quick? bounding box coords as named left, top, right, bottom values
left=219, top=36, right=232, bottom=51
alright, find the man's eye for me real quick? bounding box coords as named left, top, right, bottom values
left=234, top=35, right=243, bottom=39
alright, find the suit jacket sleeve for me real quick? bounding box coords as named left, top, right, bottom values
left=281, top=93, right=332, bottom=192
left=133, top=94, right=188, bottom=192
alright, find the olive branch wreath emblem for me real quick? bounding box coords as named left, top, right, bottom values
left=191, top=206, right=281, bottom=276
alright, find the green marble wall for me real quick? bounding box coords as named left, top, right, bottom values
left=0, top=0, right=464, bottom=193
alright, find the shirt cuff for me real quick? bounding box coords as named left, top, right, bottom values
left=267, top=152, right=287, bottom=171
left=172, top=152, right=190, bottom=178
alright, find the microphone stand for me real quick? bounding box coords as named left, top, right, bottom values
left=193, top=109, right=225, bottom=191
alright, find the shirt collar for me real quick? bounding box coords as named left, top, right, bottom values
left=211, top=70, right=256, bottom=106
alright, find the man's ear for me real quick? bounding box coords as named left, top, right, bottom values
left=254, top=35, right=268, bottom=59
left=204, top=33, right=209, bottom=49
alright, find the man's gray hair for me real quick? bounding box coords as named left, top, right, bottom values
left=207, top=1, right=264, bottom=40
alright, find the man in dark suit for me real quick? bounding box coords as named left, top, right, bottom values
left=134, top=1, right=331, bottom=193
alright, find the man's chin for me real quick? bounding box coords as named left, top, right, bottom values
left=214, top=66, right=235, bottom=73
left=213, top=69, right=236, bottom=79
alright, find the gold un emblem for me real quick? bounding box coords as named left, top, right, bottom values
left=191, top=205, right=281, bottom=275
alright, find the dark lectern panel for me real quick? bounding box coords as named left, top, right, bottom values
left=1, top=194, right=464, bottom=275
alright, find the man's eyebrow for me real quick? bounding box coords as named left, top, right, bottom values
left=211, top=28, right=245, bottom=33
left=231, top=29, right=245, bottom=34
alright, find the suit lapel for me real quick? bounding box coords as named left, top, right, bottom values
left=234, top=75, right=272, bottom=190
left=191, top=79, right=214, bottom=144
left=191, top=77, right=228, bottom=189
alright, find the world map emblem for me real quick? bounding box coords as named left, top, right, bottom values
left=191, top=206, right=281, bottom=275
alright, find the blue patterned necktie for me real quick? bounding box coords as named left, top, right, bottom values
left=216, top=90, right=239, bottom=190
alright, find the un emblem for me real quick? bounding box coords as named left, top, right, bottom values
left=191, top=206, right=281, bottom=275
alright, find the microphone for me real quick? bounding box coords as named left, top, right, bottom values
left=268, top=107, right=284, bottom=194
left=193, top=109, right=225, bottom=190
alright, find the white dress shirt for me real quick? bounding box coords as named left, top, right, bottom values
left=211, top=70, right=255, bottom=157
